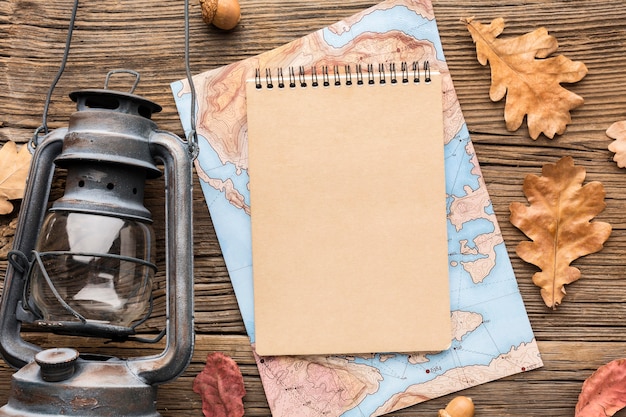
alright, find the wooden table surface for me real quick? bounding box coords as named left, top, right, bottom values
left=2, top=0, right=626, bottom=415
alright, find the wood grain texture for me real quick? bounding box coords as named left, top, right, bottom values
left=2, top=0, right=626, bottom=415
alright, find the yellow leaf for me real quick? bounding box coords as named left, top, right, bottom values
left=463, top=17, right=588, bottom=139
left=509, top=157, right=611, bottom=309
left=606, top=120, right=626, bottom=168
left=0, top=141, right=32, bottom=215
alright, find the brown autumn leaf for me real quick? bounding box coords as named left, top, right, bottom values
left=463, top=17, right=588, bottom=139
left=606, top=121, right=626, bottom=168
left=0, top=141, right=32, bottom=215
left=509, top=156, right=611, bottom=309
left=575, top=358, right=626, bottom=417
left=193, top=352, right=246, bottom=417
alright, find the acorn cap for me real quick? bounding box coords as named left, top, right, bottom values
left=199, top=0, right=241, bottom=30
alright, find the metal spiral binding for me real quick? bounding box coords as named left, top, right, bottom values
left=253, top=61, right=431, bottom=89
left=289, top=67, right=296, bottom=88
left=367, top=64, right=375, bottom=84
left=401, top=62, right=409, bottom=83
left=322, top=66, right=330, bottom=87
left=277, top=68, right=285, bottom=88
left=312, top=66, right=319, bottom=87
left=298, top=66, right=307, bottom=87
left=333, top=66, right=341, bottom=86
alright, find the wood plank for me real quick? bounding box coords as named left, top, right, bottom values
left=3, top=0, right=626, bottom=415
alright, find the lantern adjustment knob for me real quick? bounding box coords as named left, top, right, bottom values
left=35, top=348, right=79, bottom=382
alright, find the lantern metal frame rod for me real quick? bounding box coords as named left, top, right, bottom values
left=2, top=130, right=66, bottom=368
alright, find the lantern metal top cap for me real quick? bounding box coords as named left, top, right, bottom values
left=69, top=89, right=162, bottom=120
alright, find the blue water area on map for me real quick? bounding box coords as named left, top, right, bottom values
left=322, top=5, right=446, bottom=63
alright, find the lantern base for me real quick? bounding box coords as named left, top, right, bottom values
left=0, top=355, right=161, bottom=417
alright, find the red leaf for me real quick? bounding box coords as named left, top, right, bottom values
left=575, top=358, right=626, bottom=417
left=193, top=352, right=246, bottom=417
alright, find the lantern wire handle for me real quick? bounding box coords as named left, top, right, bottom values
left=29, top=0, right=200, bottom=161
left=184, top=0, right=200, bottom=160
left=29, top=0, right=79, bottom=152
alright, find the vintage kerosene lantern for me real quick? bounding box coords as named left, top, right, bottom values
left=0, top=75, right=194, bottom=416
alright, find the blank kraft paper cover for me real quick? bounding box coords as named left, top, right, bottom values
left=246, top=71, right=451, bottom=356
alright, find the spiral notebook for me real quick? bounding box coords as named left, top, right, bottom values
left=247, top=64, right=451, bottom=356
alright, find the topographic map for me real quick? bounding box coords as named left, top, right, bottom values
left=172, top=0, right=543, bottom=415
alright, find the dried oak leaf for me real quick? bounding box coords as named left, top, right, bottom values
left=509, top=156, right=611, bottom=309
left=606, top=121, right=626, bottom=168
left=463, top=17, right=588, bottom=139
left=575, top=358, right=626, bottom=417
left=193, top=352, right=246, bottom=417
left=0, top=141, right=32, bottom=215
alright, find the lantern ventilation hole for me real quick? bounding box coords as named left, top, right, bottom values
left=85, top=96, right=119, bottom=111
left=137, top=105, right=152, bottom=119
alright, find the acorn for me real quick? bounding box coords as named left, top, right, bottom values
left=438, top=396, right=475, bottom=417
left=199, top=0, right=241, bottom=30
